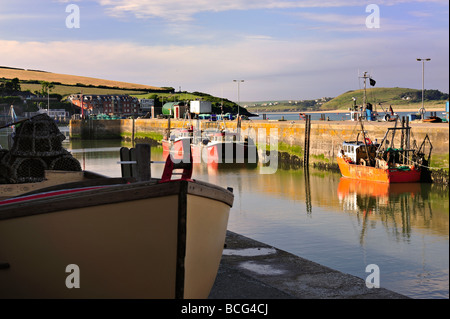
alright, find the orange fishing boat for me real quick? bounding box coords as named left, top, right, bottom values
left=337, top=119, right=432, bottom=183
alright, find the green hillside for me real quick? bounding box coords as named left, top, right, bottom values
left=321, top=87, right=448, bottom=110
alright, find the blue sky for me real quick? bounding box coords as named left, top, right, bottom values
left=0, top=0, right=448, bottom=101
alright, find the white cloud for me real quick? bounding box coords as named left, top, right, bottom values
left=96, top=0, right=449, bottom=22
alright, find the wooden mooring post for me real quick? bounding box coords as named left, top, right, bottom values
left=119, top=143, right=151, bottom=181
left=303, top=115, right=311, bottom=168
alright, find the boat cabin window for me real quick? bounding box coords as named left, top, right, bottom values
left=344, top=145, right=355, bottom=153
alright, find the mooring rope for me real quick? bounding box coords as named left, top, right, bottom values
left=397, top=151, right=449, bottom=170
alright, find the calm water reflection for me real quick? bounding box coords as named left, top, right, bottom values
left=2, top=130, right=448, bottom=299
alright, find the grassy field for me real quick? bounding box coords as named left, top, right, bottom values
left=0, top=67, right=163, bottom=90
left=20, top=83, right=148, bottom=98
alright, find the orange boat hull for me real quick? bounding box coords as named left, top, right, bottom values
left=336, top=156, right=421, bottom=183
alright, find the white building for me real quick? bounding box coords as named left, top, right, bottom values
left=139, top=99, right=155, bottom=112
left=38, top=108, right=70, bottom=118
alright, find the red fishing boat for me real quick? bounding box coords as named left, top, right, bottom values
left=162, top=128, right=193, bottom=161
left=191, top=129, right=257, bottom=168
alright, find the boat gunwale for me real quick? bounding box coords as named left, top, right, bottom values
left=0, top=179, right=234, bottom=221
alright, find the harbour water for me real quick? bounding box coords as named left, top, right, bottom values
left=1, top=128, right=448, bottom=299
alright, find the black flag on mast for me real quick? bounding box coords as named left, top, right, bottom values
left=369, top=78, right=376, bottom=86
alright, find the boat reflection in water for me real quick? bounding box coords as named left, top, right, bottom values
left=337, top=177, right=434, bottom=243
left=337, top=177, right=421, bottom=210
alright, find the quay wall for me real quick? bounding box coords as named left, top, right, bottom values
left=70, top=119, right=449, bottom=161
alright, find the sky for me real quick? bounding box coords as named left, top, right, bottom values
left=0, top=0, right=448, bottom=102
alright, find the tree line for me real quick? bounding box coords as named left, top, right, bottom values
left=399, top=89, right=449, bottom=102
left=0, top=78, right=21, bottom=96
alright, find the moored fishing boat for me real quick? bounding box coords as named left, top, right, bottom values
left=0, top=149, right=234, bottom=299
left=163, top=116, right=258, bottom=168
left=337, top=119, right=432, bottom=183
left=191, top=130, right=255, bottom=164
left=162, top=127, right=193, bottom=160
left=161, top=112, right=195, bottom=161
left=191, top=116, right=258, bottom=167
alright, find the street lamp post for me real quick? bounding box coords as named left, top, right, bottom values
left=233, top=80, right=244, bottom=118
left=416, top=58, right=431, bottom=119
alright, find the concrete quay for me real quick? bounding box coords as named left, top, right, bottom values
left=209, top=231, right=409, bottom=299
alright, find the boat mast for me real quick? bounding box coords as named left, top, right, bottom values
left=357, top=71, right=369, bottom=120
left=363, top=71, right=368, bottom=110
left=359, top=118, right=371, bottom=165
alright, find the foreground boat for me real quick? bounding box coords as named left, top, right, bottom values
left=0, top=159, right=234, bottom=299
left=0, top=114, right=234, bottom=298
left=337, top=119, right=432, bottom=183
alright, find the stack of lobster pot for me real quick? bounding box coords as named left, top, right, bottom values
left=0, top=113, right=81, bottom=183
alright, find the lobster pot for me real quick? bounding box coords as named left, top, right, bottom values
left=10, top=114, right=66, bottom=157
left=47, top=155, right=82, bottom=171
left=0, top=114, right=82, bottom=184
left=11, top=135, right=65, bottom=157
left=10, top=157, right=47, bottom=183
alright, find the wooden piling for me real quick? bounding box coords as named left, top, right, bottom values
left=120, top=143, right=151, bottom=181
left=120, top=147, right=132, bottom=178
left=132, top=118, right=135, bottom=147
left=135, top=144, right=151, bottom=181
left=303, top=115, right=311, bottom=167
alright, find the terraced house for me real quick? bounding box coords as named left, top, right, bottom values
left=68, top=94, right=140, bottom=116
